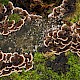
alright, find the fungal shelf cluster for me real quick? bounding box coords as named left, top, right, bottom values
left=0, top=1, right=42, bottom=35
left=48, top=0, right=76, bottom=18
left=0, top=50, right=33, bottom=77
left=44, top=21, right=80, bottom=56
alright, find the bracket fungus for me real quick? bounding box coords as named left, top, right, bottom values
left=0, top=50, right=33, bottom=77
left=44, top=21, right=80, bottom=56
left=0, top=1, right=42, bottom=35
left=48, top=0, right=76, bottom=18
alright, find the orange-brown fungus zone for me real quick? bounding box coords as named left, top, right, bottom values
left=44, top=21, right=80, bottom=56
left=0, top=50, right=33, bottom=77
left=0, top=1, right=42, bottom=35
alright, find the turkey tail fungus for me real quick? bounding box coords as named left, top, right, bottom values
left=0, top=1, right=42, bottom=36
left=44, top=21, right=80, bottom=56
left=48, top=0, right=76, bottom=18
left=0, top=51, right=33, bottom=77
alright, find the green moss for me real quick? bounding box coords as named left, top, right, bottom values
left=68, top=14, right=80, bottom=23
left=8, top=14, right=21, bottom=24
left=34, top=52, right=46, bottom=63
left=65, top=53, right=80, bottom=80
left=67, top=52, right=79, bottom=65
left=0, top=0, right=9, bottom=5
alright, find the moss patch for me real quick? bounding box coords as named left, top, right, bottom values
left=0, top=0, right=9, bottom=5
left=8, top=13, right=21, bottom=24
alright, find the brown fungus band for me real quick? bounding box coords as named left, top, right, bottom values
left=0, top=51, right=33, bottom=77
left=44, top=22, right=80, bottom=56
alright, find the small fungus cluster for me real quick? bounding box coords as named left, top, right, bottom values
left=48, top=0, right=76, bottom=18
left=0, top=50, right=33, bottom=77
left=0, top=1, right=42, bottom=35
left=44, top=21, right=80, bottom=56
